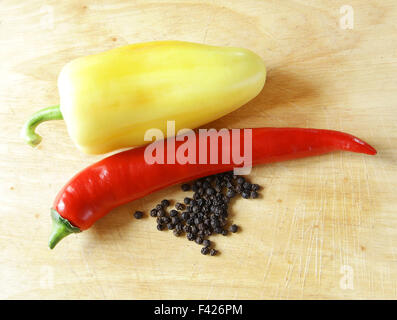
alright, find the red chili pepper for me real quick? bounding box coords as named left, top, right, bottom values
left=49, top=127, right=376, bottom=248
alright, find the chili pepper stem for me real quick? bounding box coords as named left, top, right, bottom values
left=49, top=209, right=81, bottom=249
left=22, top=105, right=63, bottom=147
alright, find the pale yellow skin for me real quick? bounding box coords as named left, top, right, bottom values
left=58, top=41, right=266, bottom=154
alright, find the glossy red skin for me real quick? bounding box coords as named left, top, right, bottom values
left=53, top=128, right=376, bottom=230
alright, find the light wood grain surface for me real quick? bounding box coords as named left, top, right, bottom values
left=1, top=0, right=396, bottom=299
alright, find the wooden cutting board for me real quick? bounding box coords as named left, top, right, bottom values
left=1, top=0, right=396, bottom=299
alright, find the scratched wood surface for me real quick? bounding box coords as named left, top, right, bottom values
left=0, top=0, right=396, bottom=299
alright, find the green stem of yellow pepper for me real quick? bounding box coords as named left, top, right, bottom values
left=22, top=105, right=63, bottom=147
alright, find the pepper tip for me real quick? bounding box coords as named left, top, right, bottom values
left=367, top=145, right=377, bottom=155
left=353, top=137, right=377, bottom=155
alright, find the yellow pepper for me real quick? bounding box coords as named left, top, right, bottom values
left=22, top=41, right=266, bottom=154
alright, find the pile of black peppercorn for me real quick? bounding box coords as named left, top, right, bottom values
left=135, top=171, right=260, bottom=256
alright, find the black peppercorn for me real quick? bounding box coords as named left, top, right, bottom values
left=150, top=209, right=157, bottom=217
left=157, top=209, right=165, bottom=217
left=187, top=232, right=195, bottom=241
left=190, top=225, right=198, bottom=234
left=203, top=239, right=211, bottom=247
left=241, top=191, right=250, bottom=199
left=152, top=174, right=262, bottom=256
left=161, top=217, right=170, bottom=224
left=250, top=191, right=258, bottom=199
left=236, top=177, right=245, bottom=185
left=171, top=216, right=179, bottom=224
left=214, top=227, right=222, bottom=234
left=243, top=182, right=251, bottom=190
left=175, top=202, right=185, bottom=210
left=167, top=223, right=175, bottom=230
left=170, top=209, right=178, bottom=217
left=133, top=211, right=144, bottom=219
